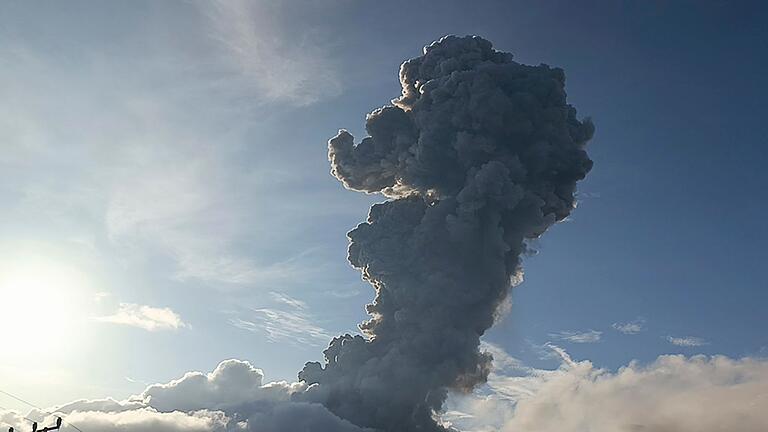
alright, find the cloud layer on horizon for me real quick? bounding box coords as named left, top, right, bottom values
left=444, top=345, right=768, bottom=432
left=3, top=349, right=767, bottom=432
left=1, top=359, right=367, bottom=432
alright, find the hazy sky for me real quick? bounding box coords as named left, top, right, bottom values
left=1, top=0, right=766, bottom=420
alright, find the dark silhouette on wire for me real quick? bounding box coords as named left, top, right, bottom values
left=8, top=417, right=62, bottom=432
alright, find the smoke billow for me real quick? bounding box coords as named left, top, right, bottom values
left=298, top=35, right=593, bottom=431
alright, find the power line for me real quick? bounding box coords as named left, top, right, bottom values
left=0, top=392, right=38, bottom=415
left=0, top=402, right=40, bottom=423
left=0, top=403, right=42, bottom=431
left=0, top=390, right=84, bottom=432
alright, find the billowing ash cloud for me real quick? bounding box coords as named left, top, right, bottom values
left=297, top=35, right=593, bottom=431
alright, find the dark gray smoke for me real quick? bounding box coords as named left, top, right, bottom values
left=298, top=35, right=593, bottom=432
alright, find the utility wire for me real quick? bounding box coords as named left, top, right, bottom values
left=0, top=403, right=40, bottom=429
left=0, top=389, right=84, bottom=432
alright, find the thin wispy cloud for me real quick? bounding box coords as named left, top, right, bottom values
left=95, top=303, right=187, bottom=332
left=544, top=343, right=578, bottom=368
left=177, top=248, right=329, bottom=286
left=125, top=376, right=150, bottom=386
left=230, top=309, right=333, bottom=347
left=0, top=41, right=259, bottom=288
left=200, top=0, right=341, bottom=106
left=0, top=18, right=351, bottom=296
left=102, top=145, right=271, bottom=287
left=612, top=318, right=646, bottom=335
left=229, top=291, right=334, bottom=347
left=325, top=286, right=362, bottom=299
left=667, top=335, right=709, bottom=347
left=269, top=291, right=308, bottom=310
left=549, top=329, right=602, bottom=344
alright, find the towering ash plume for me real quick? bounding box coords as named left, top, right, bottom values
left=298, top=35, right=593, bottom=431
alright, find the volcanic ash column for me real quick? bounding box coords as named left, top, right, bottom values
left=298, top=35, right=594, bottom=432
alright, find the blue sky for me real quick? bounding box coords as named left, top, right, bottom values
left=1, top=0, right=766, bottom=419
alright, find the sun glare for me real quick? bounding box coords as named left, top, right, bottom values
left=0, top=256, right=89, bottom=356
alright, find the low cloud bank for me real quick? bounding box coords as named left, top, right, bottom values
left=1, top=359, right=367, bottom=432
left=3, top=351, right=767, bottom=432
left=444, top=346, right=768, bottom=432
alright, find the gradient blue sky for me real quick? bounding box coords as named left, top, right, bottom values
left=1, top=0, right=766, bottom=412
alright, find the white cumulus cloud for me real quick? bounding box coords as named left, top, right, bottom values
left=94, top=303, right=187, bottom=332
left=140, top=359, right=304, bottom=412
